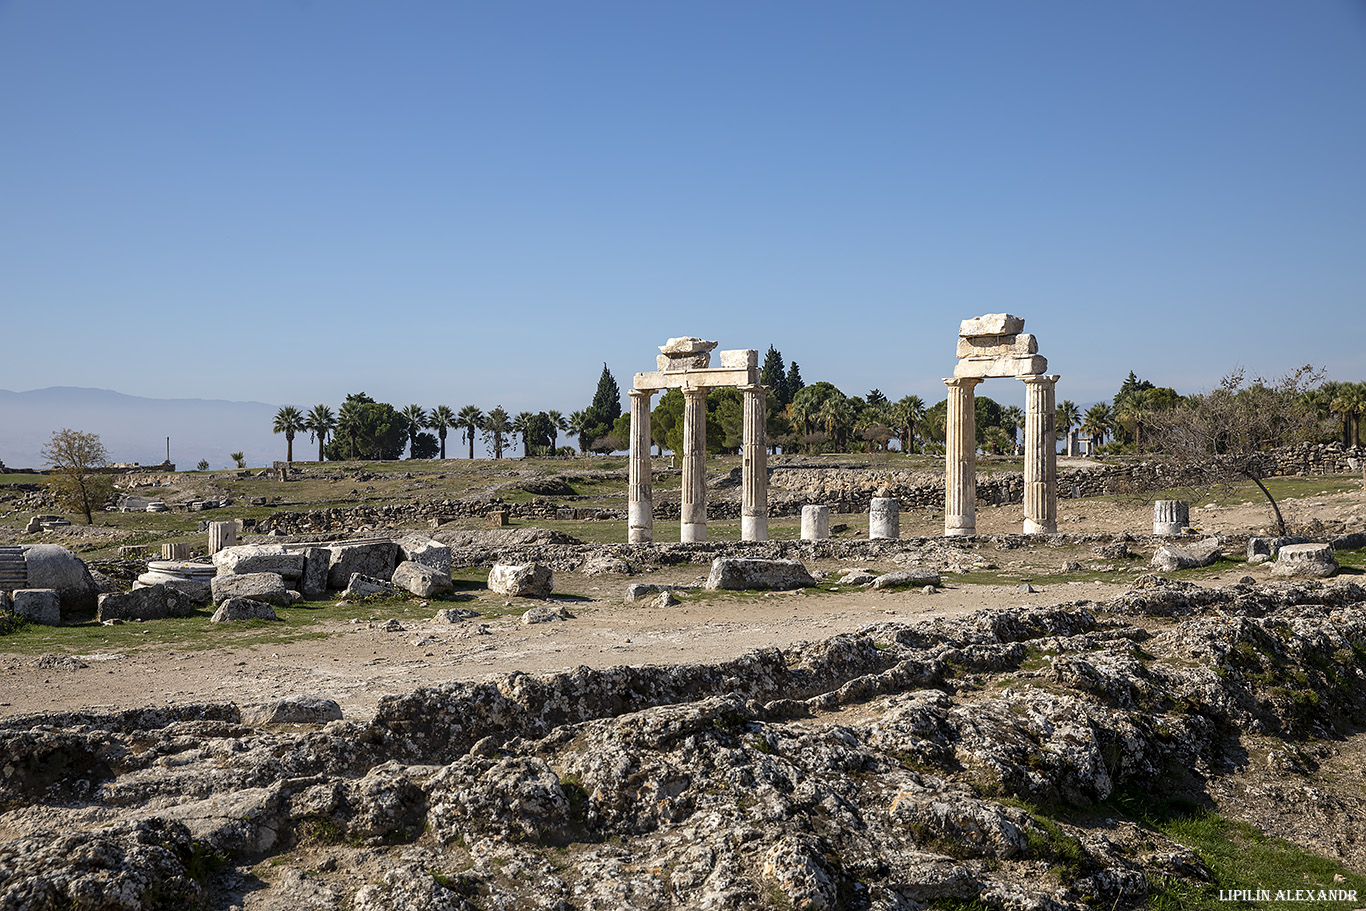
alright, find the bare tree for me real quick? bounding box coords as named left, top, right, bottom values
left=42, top=429, right=115, bottom=524
left=1145, top=366, right=1324, bottom=535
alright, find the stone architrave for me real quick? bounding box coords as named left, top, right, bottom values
left=1022, top=374, right=1058, bottom=534
left=680, top=387, right=709, bottom=543
left=801, top=505, right=830, bottom=541
left=1153, top=501, right=1189, bottom=536
left=740, top=384, right=768, bottom=542
left=869, top=497, right=900, bottom=540
left=943, top=377, right=981, bottom=536
left=628, top=388, right=656, bottom=544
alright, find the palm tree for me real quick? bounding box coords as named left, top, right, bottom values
left=272, top=405, right=305, bottom=463
left=304, top=404, right=336, bottom=463
left=545, top=410, right=567, bottom=452
left=337, top=398, right=365, bottom=460
left=890, top=395, right=925, bottom=453
left=1054, top=400, right=1081, bottom=438
left=427, top=405, right=456, bottom=459
left=1334, top=382, right=1366, bottom=448
left=456, top=405, right=484, bottom=459
left=1001, top=405, right=1025, bottom=451
left=512, top=411, right=535, bottom=458
left=400, top=404, right=428, bottom=459
left=1081, top=402, right=1112, bottom=448
left=566, top=410, right=591, bottom=454
left=1114, top=391, right=1151, bottom=450
left=483, top=407, right=511, bottom=459
left=816, top=395, right=853, bottom=450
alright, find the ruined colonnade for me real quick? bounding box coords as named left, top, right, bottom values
left=628, top=338, right=767, bottom=544
left=945, top=314, right=1058, bottom=536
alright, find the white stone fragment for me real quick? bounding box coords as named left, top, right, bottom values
left=952, top=354, right=1048, bottom=378
left=959, top=313, right=1025, bottom=338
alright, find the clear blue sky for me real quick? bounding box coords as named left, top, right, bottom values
left=3, top=1, right=1364, bottom=420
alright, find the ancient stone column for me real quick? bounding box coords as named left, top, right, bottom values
left=628, top=388, right=656, bottom=544
left=1022, top=374, right=1059, bottom=534
left=740, top=384, right=769, bottom=542
left=944, top=377, right=981, bottom=536
left=681, top=387, right=709, bottom=543
left=870, top=491, right=900, bottom=540
left=801, top=505, right=830, bottom=541
left=161, top=542, right=190, bottom=561
left=208, top=521, right=236, bottom=555
left=1153, top=500, right=1189, bottom=535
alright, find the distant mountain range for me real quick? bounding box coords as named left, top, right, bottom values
left=0, top=387, right=283, bottom=472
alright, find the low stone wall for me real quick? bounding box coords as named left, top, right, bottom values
left=257, top=499, right=620, bottom=534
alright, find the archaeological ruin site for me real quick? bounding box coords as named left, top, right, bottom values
left=2, top=316, right=1366, bottom=910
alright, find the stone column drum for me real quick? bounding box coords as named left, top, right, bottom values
left=680, top=387, right=709, bottom=543
left=801, top=505, right=830, bottom=541
left=740, top=384, right=769, bottom=542
left=869, top=496, right=900, bottom=540
left=1153, top=500, right=1189, bottom=535
left=944, top=377, right=981, bottom=536
left=1022, top=374, right=1059, bottom=534
left=628, top=388, right=656, bottom=544
left=208, top=521, right=237, bottom=555
left=161, top=542, right=190, bottom=561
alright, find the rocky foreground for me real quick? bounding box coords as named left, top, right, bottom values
left=2, top=578, right=1366, bottom=910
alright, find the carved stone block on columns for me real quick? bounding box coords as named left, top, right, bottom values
left=944, top=377, right=981, bottom=537
left=681, top=387, right=708, bottom=543
left=740, top=385, right=768, bottom=542
left=628, top=388, right=656, bottom=544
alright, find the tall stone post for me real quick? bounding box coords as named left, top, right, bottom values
left=208, top=521, right=237, bottom=555
left=1023, top=374, right=1059, bottom=534
left=628, top=388, right=656, bottom=544
left=740, top=384, right=769, bottom=542
left=681, top=387, right=709, bottom=543
left=944, top=377, right=981, bottom=536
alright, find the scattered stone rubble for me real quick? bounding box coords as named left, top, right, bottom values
left=2, top=581, right=1365, bottom=909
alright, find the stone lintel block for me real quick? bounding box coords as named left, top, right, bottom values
left=659, top=337, right=718, bottom=356
left=956, top=333, right=1037, bottom=359
left=952, top=354, right=1048, bottom=379
left=658, top=353, right=710, bottom=372
left=960, top=313, right=1025, bottom=338
left=718, top=349, right=758, bottom=369
left=634, top=367, right=759, bottom=390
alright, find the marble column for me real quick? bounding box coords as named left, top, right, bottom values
left=740, top=384, right=769, bottom=542
left=1023, top=374, right=1059, bottom=534
left=681, top=387, right=709, bottom=543
left=628, top=388, right=656, bottom=544
left=944, top=377, right=981, bottom=537
left=208, top=520, right=237, bottom=555
left=801, top=505, right=830, bottom=540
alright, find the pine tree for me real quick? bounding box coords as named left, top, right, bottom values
left=784, top=362, right=805, bottom=403
left=761, top=346, right=787, bottom=401
left=591, top=363, right=622, bottom=423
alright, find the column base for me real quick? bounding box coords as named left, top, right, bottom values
left=681, top=522, right=707, bottom=543
left=944, top=517, right=976, bottom=537
left=741, top=515, right=768, bottom=542
left=1023, top=519, right=1056, bottom=535
left=628, top=526, right=654, bottom=544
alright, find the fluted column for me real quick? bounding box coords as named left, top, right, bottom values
left=681, top=387, right=709, bottom=543
left=628, top=388, right=656, bottom=544
left=944, top=377, right=981, bottom=536
left=1023, top=374, right=1059, bottom=534
left=740, top=384, right=769, bottom=541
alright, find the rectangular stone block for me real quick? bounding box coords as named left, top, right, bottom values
left=718, top=349, right=758, bottom=369
left=952, top=354, right=1048, bottom=378
left=959, top=313, right=1025, bottom=338
left=955, top=333, right=1037, bottom=359
left=13, top=589, right=61, bottom=626
left=633, top=367, right=759, bottom=390
left=657, top=353, right=710, bottom=371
